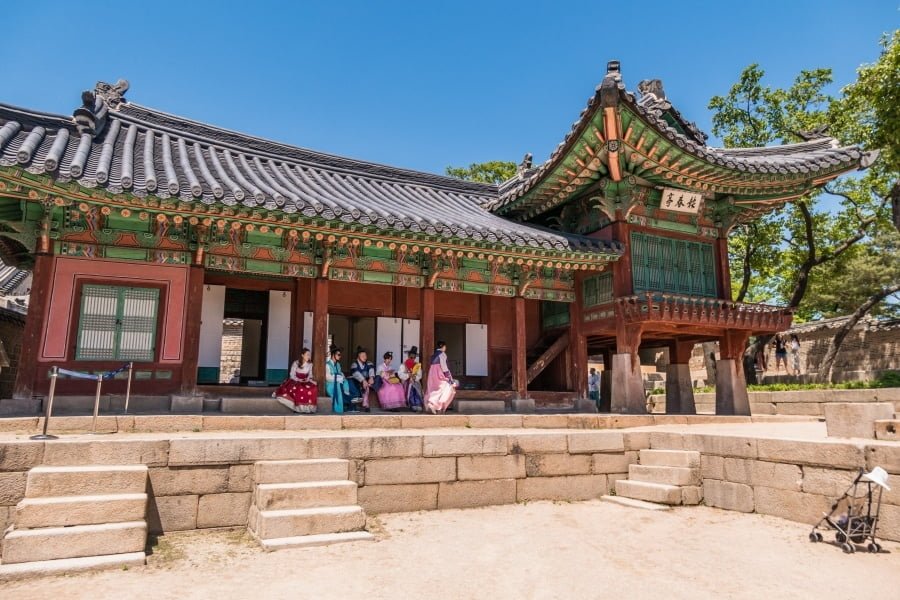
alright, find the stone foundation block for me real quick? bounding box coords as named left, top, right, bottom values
left=201, top=416, right=286, bottom=431
left=1, top=521, right=147, bottom=564
left=801, top=467, right=857, bottom=498
left=567, top=415, right=600, bottom=429
left=756, top=439, right=864, bottom=469
left=683, top=434, right=757, bottom=459
left=254, top=481, right=356, bottom=511
left=723, top=459, right=801, bottom=491
left=516, top=474, right=607, bottom=502
left=701, top=455, right=725, bottom=480
left=456, top=400, right=506, bottom=414
left=423, top=434, right=507, bottom=457
left=648, top=432, right=685, bottom=450
left=307, top=435, right=422, bottom=460
left=357, top=484, right=438, bottom=514
left=227, top=465, right=254, bottom=492
left=866, top=445, right=900, bottom=475
left=41, top=416, right=119, bottom=434
left=148, top=466, right=229, bottom=496
left=610, top=415, right=655, bottom=428
left=131, top=415, right=203, bottom=433
left=170, top=395, right=203, bottom=413
left=0, top=443, right=44, bottom=472
left=592, top=452, right=637, bottom=474
left=284, top=416, right=343, bottom=430
left=15, top=493, right=147, bottom=528
left=197, top=492, right=252, bottom=528
left=639, top=449, right=700, bottom=468
left=629, top=464, right=699, bottom=486
left=567, top=431, right=625, bottom=454
left=167, top=438, right=308, bottom=466
left=753, top=486, right=831, bottom=523
left=253, top=458, right=349, bottom=485
left=400, top=415, right=468, bottom=429
left=147, top=495, right=198, bottom=533
left=250, top=505, right=365, bottom=539
left=41, top=440, right=169, bottom=467
left=508, top=433, right=567, bottom=455
left=875, top=420, right=899, bottom=441
left=315, top=396, right=334, bottom=415
left=0, top=472, right=27, bottom=506
left=614, top=480, right=681, bottom=504
left=606, top=473, right=628, bottom=494
left=364, top=457, right=456, bottom=485
left=0, top=417, right=39, bottom=434
left=525, top=454, right=592, bottom=477
left=341, top=415, right=402, bottom=429
left=573, top=399, right=599, bottom=414
left=623, top=432, right=651, bottom=451
left=702, top=479, right=754, bottom=513
left=457, top=455, right=525, bottom=481
left=877, top=504, right=900, bottom=542
left=682, top=486, right=703, bottom=505
left=26, top=465, right=147, bottom=498
left=511, top=398, right=535, bottom=413
left=825, top=402, right=895, bottom=439
left=464, top=415, right=521, bottom=428
left=438, top=479, right=517, bottom=509
left=522, top=414, right=567, bottom=429
left=0, top=505, right=9, bottom=533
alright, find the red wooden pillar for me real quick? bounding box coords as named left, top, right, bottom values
left=610, top=221, right=634, bottom=297
left=716, top=329, right=751, bottom=415
left=610, top=319, right=645, bottom=413
left=13, top=252, right=54, bottom=400
left=179, top=264, right=206, bottom=394
left=512, top=295, right=527, bottom=399
left=569, top=273, right=587, bottom=399
left=311, top=278, right=329, bottom=387
left=716, top=236, right=732, bottom=300
left=289, top=277, right=305, bottom=357
left=420, top=287, right=435, bottom=386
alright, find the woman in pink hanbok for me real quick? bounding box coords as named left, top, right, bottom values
left=376, top=352, right=407, bottom=410
left=424, top=341, right=457, bottom=414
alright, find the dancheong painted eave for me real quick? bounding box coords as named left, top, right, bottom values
left=493, top=61, right=875, bottom=221
left=0, top=79, right=622, bottom=264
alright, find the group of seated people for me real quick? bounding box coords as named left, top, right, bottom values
left=273, top=342, right=459, bottom=415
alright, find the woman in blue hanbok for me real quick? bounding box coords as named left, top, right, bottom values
left=348, top=347, right=375, bottom=412
left=325, top=346, right=350, bottom=413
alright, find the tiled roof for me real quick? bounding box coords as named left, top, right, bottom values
left=494, top=66, right=871, bottom=212
left=0, top=81, right=619, bottom=256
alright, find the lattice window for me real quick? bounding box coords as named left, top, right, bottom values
left=631, top=232, right=716, bottom=297
left=76, top=285, right=160, bottom=361
left=541, top=301, right=570, bottom=329
left=583, top=272, right=614, bottom=308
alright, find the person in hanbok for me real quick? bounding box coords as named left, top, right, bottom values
left=325, top=345, right=351, bottom=413
left=348, top=347, right=375, bottom=412
left=273, top=348, right=318, bottom=413
left=376, top=352, right=407, bottom=410
left=424, top=341, right=458, bottom=414
left=398, top=346, right=423, bottom=412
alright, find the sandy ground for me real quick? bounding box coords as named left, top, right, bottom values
left=3, top=501, right=899, bottom=600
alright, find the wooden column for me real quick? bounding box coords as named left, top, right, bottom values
left=512, top=295, right=527, bottom=399
left=599, top=348, right=613, bottom=412
left=179, top=264, right=206, bottom=394
left=13, top=252, right=54, bottom=400
left=610, top=320, right=645, bottom=413
left=716, top=329, right=751, bottom=415
left=716, top=236, right=732, bottom=300
left=610, top=221, right=634, bottom=297
left=664, top=339, right=696, bottom=415
left=289, top=277, right=305, bottom=357
left=420, top=287, right=435, bottom=385
left=568, top=274, right=588, bottom=399
left=311, top=277, right=329, bottom=386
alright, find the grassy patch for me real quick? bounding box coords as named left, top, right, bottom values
left=689, top=371, right=900, bottom=393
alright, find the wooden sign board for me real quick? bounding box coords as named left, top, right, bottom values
left=660, top=188, right=703, bottom=214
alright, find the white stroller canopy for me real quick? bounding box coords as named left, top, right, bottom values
left=862, top=466, right=891, bottom=491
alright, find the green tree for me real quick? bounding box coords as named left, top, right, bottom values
left=445, top=161, right=517, bottom=184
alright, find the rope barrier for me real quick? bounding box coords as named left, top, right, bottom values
left=57, top=363, right=131, bottom=381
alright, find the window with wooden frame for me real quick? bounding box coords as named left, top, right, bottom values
left=75, top=285, right=160, bottom=361
left=631, top=232, right=716, bottom=297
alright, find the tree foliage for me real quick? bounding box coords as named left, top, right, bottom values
left=445, top=161, right=517, bottom=184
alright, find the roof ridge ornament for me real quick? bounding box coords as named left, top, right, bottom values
left=72, top=79, right=129, bottom=138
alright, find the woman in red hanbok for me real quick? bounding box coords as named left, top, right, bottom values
left=274, top=348, right=318, bottom=413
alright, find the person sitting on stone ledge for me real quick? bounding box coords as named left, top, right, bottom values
left=273, top=347, right=318, bottom=414
left=326, top=345, right=351, bottom=414
left=399, top=346, right=424, bottom=412
left=376, top=352, right=407, bottom=411
left=349, top=346, right=376, bottom=412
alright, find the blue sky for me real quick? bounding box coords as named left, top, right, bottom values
left=1, top=1, right=896, bottom=176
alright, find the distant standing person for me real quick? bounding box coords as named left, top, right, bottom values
left=773, top=335, right=788, bottom=374
left=588, top=368, right=601, bottom=406
left=790, top=334, right=801, bottom=375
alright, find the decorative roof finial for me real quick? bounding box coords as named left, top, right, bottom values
left=606, top=60, right=620, bottom=74
left=517, top=152, right=533, bottom=176
left=72, top=79, right=129, bottom=138
left=637, top=79, right=666, bottom=102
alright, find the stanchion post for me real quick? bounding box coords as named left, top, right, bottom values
left=124, top=362, right=134, bottom=414
left=30, top=366, right=59, bottom=441
left=91, top=373, right=103, bottom=434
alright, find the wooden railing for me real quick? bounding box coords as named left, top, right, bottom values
left=613, top=293, right=793, bottom=331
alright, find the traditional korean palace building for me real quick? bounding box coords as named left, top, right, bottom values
left=0, top=63, right=868, bottom=415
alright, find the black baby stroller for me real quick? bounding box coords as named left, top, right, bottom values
left=809, top=466, right=890, bottom=553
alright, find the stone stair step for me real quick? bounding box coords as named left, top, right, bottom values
left=1, top=521, right=147, bottom=564
left=628, top=464, right=700, bottom=486
left=456, top=400, right=506, bottom=415
left=615, top=479, right=682, bottom=505
left=15, top=493, right=148, bottom=528
left=681, top=486, right=703, bottom=506
left=25, top=465, right=148, bottom=498
left=254, top=459, right=350, bottom=485
left=249, top=505, right=366, bottom=540
left=0, top=552, right=146, bottom=582
left=638, top=449, right=700, bottom=469
left=600, top=495, right=672, bottom=511
left=255, top=481, right=357, bottom=511
left=257, top=531, right=375, bottom=552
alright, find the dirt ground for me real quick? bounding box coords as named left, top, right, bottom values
left=3, top=500, right=899, bottom=600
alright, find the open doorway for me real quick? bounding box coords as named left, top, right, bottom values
left=328, top=315, right=377, bottom=362
left=435, top=322, right=466, bottom=378
left=219, top=289, right=268, bottom=385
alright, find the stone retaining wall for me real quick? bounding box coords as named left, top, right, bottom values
left=649, top=387, right=900, bottom=416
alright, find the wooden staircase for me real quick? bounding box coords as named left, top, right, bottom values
left=493, top=332, right=570, bottom=391
left=248, top=459, right=373, bottom=551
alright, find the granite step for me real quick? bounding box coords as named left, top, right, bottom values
left=1, top=521, right=147, bottom=564
left=15, top=493, right=147, bottom=528
left=600, top=495, right=672, bottom=511
left=614, top=479, right=682, bottom=505
left=249, top=505, right=366, bottom=540
left=254, top=481, right=358, bottom=511
left=638, top=449, right=701, bottom=469
left=628, top=464, right=700, bottom=487
left=0, top=552, right=146, bottom=581
left=25, top=465, right=148, bottom=498
left=256, top=531, right=374, bottom=552
left=254, top=459, right=350, bottom=485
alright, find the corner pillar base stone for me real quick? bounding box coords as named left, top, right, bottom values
left=511, top=398, right=535, bottom=413
left=715, top=359, right=750, bottom=416
left=574, top=398, right=599, bottom=413
left=609, top=353, right=645, bottom=414
left=169, top=395, right=204, bottom=413
left=664, top=363, right=696, bottom=415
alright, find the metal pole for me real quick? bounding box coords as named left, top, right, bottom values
left=30, top=366, right=59, bottom=440
left=124, top=362, right=134, bottom=414
left=91, top=373, right=103, bottom=434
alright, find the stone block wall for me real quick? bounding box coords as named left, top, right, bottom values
left=219, top=319, right=244, bottom=384
left=649, top=387, right=900, bottom=416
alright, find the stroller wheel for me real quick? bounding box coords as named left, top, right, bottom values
left=835, top=532, right=847, bottom=544
left=867, top=543, right=881, bottom=553
left=841, top=542, right=855, bottom=554
left=809, top=532, right=823, bottom=543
